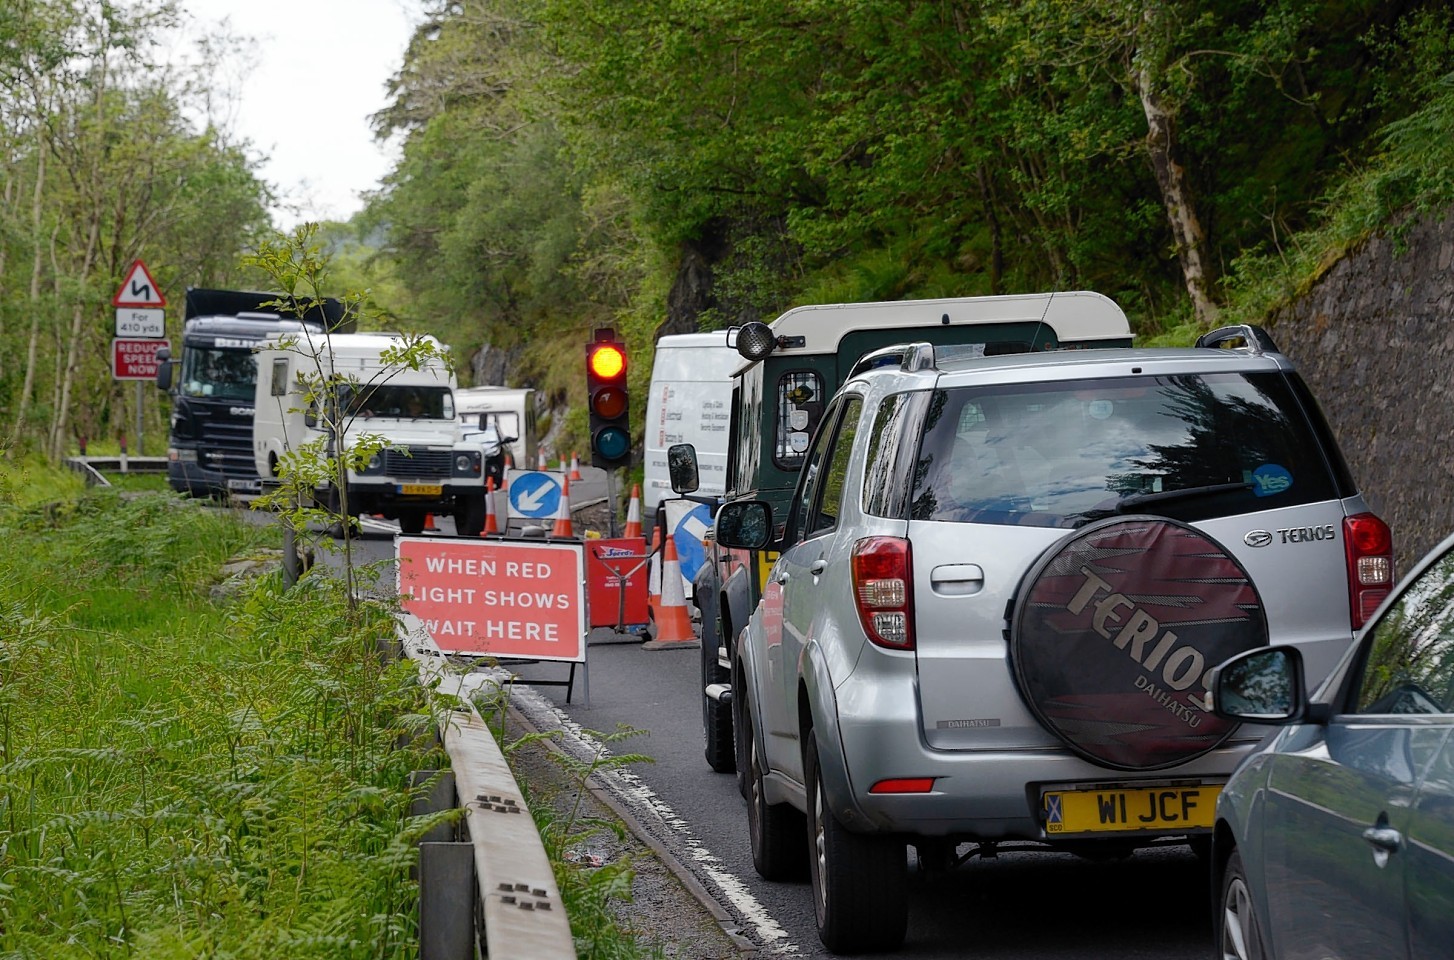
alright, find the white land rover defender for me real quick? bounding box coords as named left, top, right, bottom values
left=253, top=332, right=493, bottom=535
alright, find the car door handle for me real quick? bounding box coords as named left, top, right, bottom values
left=809, top=559, right=828, bottom=575
left=931, top=563, right=985, bottom=597
left=1362, top=825, right=1403, bottom=854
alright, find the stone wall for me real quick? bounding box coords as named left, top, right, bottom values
left=1267, top=209, right=1454, bottom=573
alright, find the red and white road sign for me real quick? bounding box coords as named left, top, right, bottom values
left=112, top=338, right=170, bottom=380
left=112, top=259, right=166, bottom=307
left=397, top=537, right=587, bottom=661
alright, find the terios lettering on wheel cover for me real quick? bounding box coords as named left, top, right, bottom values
left=1011, top=517, right=1269, bottom=771
left=1066, top=568, right=1216, bottom=698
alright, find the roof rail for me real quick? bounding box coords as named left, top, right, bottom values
left=1194, top=324, right=1280, bottom=356
left=847, top=342, right=936, bottom=379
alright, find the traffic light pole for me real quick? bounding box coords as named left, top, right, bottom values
left=606, top=468, right=619, bottom=538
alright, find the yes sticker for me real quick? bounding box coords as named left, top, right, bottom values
left=1252, top=463, right=1293, bottom=497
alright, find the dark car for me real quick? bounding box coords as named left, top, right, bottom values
left=1210, top=532, right=1454, bottom=960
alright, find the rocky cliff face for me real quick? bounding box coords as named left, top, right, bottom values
left=1268, top=209, right=1454, bottom=573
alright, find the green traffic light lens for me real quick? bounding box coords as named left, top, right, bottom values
left=593, top=426, right=630, bottom=460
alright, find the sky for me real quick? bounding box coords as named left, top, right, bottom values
left=173, top=0, right=421, bottom=227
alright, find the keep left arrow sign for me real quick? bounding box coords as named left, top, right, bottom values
left=112, top=259, right=166, bottom=307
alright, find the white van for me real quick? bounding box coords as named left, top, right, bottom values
left=454, top=386, right=537, bottom=470
left=643, top=332, right=739, bottom=523
left=253, top=332, right=492, bottom=535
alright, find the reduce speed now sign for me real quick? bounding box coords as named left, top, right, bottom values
left=112, top=338, right=170, bottom=380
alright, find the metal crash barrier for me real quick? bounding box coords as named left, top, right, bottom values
left=400, top=614, right=577, bottom=960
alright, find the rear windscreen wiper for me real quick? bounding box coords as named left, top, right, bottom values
left=1066, top=481, right=1254, bottom=527
left=1117, top=481, right=1253, bottom=511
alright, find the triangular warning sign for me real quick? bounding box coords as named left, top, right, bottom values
left=112, top=259, right=166, bottom=307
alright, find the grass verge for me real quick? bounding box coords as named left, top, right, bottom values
left=0, top=462, right=440, bottom=958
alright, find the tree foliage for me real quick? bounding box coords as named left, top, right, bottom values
left=366, top=0, right=1450, bottom=386
left=0, top=0, right=271, bottom=460
left=5, top=0, right=1454, bottom=467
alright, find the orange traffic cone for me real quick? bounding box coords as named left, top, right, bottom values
left=424, top=513, right=438, bottom=532
left=500, top=453, right=512, bottom=490
left=570, top=451, right=583, bottom=481
left=623, top=484, right=643, bottom=540
left=482, top=477, right=500, bottom=536
left=644, top=534, right=698, bottom=649
left=537, top=449, right=549, bottom=471
left=550, top=476, right=575, bottom=539
left=559, top=454, right=568, bottom=474
left=646, top=523, right=662, bottom=613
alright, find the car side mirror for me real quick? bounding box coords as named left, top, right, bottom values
left=155, top=347, right=173, bottom=391
left=715, top=500, right=773, bottom=550
left=668, top=442, right=700, bottom=494
left=1209, top=646, right=1308, bottom=723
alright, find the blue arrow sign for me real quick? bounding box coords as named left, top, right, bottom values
left=668, top=501, right=715, bottom=584
left=507, top=471, right=562, bottom=519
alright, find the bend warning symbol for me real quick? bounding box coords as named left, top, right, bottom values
left=111, top=259, right=166, bottom=307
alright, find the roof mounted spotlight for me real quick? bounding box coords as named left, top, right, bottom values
left=734, top=321, right=778, bottom=362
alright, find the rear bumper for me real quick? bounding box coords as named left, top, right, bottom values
left=825, top=668, right=1260, bottom=844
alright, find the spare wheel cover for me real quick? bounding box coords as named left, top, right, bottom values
left=1011, top=516, right=1267, bottom=771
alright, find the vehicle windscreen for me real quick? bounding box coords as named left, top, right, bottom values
left=346, top=385, right=455, bottom=420
left=909, top=372, right=1337, bottom=528
left=178, top=346, right=256, bottom=400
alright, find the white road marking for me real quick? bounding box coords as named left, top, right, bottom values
left=503, top=677, right=802, bottom=956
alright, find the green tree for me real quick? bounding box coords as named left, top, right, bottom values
left=0, top=0, right=270, bottom=459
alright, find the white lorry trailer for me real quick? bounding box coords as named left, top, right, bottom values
left=252, top=332, right=492, bottom=535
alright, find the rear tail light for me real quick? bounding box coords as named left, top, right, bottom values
left=852, top=537, right=914, bottom=649
left=1345, top=513, right=1393, bottom=630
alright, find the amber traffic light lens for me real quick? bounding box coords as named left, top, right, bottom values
left=589, top=344, right=626, bottom=380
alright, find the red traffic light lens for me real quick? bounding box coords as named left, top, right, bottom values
left=589, top=343, right=626, bottom=379
left=591, top=385, right=627, bottom=419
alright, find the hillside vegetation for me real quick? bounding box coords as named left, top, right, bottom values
left=3, top=0, right=1453, bottom=460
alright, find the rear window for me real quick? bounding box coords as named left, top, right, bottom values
left=909, top=372, right=1338, bottom=528
left=773, top=370, right=826, bottom=470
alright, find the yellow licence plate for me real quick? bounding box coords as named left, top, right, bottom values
left=1043, top=785, right=1220, bottom=835
left=398, top=484, right=443, bottom=496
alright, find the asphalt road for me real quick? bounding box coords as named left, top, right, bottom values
left=336, top=520, right=1217, bottom=958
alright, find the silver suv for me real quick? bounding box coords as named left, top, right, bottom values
left=712, top=324, right=1394, bottom=953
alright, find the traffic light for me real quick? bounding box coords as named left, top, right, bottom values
left=586, top=328, right=631, bottom=468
